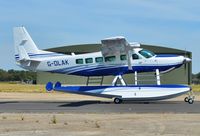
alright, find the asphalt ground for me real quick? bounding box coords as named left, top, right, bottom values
left=0, top=100, right=199, bottom=113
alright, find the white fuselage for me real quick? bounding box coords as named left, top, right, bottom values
left=17, top=48, right=186, bottom=76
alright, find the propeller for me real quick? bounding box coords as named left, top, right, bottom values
left=183, top=48, right=191, bottom=74
left=184, top=49, right=187, bottom=73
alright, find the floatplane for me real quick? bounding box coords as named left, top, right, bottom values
left=13, top=26, right=195, bottom=104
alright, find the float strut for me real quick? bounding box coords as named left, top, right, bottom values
left=112, top=75, right=126, bottom=86
left=134, top=71, right=138, bottom=85
left=156, top=69, right=161, bottom=85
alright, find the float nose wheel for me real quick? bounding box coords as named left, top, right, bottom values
left=184, top=88, right=195, bottom=104
left=184, top=97, right=189, bottom=102
left=188, top=98, right=194, bottom=104
left=114, top=98, right=123, bottom=104
left=184, top=97, right=194, bottom=104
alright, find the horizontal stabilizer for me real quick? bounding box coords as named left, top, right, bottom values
left=17, top=59, right=41, bottom=71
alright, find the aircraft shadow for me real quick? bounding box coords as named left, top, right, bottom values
left=58, top=100, right=181, bottom=107
left=59, top=100, right=111, bottom=107
left=0, top=101, right=19, bottom=104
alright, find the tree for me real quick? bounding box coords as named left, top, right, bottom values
left=0, top=69, right=36, bottom=82
left=197, top=72, right=200, bottom=80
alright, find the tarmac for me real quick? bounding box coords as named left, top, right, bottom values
left=0, top=100, right=199, bottom=113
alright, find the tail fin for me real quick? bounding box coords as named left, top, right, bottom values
left=13, top=26, right=40, bottom=61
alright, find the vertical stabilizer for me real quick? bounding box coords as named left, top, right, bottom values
left=13, top=26, right=39, bottom=61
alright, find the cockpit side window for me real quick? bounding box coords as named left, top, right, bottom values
left=139, top=49, right=155, bottom=58
left=132, top=54, right=139, bottom=60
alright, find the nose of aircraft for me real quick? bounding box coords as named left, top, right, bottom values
left=184, top=57, right=191, bottom=63
left=185, top=57, right=192, bottom=62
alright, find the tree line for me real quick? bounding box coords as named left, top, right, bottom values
left=0, top=69, right=36, bottom=83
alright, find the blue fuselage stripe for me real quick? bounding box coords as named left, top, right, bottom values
left=49, top=64, right=183, bottom=76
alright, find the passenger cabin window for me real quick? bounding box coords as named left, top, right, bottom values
left=132, top=54, right=139, bottom=60
left=76, top=59, right=83, bottom=64
left=120, top=55, right=127, bottom=61
left=95, top=57, right=103, bottom=63
left=85, top=58, right=93, bottom=64
left=105, top=56, right=116, bottom=62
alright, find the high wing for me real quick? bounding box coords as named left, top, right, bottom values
left=101, top=36, right=140, bottom=70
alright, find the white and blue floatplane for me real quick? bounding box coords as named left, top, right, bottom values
left=13, top=26, right=195, bottom=104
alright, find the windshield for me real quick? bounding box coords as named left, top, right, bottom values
left=139, top=49, right=155, bottom=58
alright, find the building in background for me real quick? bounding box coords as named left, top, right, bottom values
left=37, top=44, right=192, bottom=85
